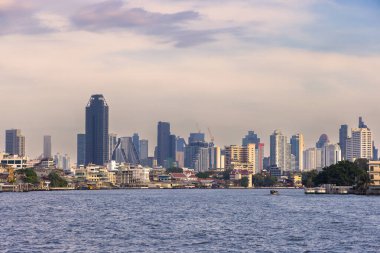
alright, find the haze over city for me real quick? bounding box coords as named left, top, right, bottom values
left=0, top=0, right=379, bottom=160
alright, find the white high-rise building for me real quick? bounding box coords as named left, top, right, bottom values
left=62, top=154, right=71, bottom=171
left=322, top=144, right=341, bottom=167
left=270, top=130, right=290, bottom=172
left=303, top=148, right=323, bottom=171
left=209, top=146, right=221, bottom=169
left=352, top=128, right=373, bottom=160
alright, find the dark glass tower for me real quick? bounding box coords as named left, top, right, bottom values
left=77, top=133, right=86, bottom=167
left=157, top=122, right=171, bottom=166
left=339, top=125, right=348, bottom=160
left=85, top=94, right=109, bottom=165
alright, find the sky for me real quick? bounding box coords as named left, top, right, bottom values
left=0, top=0, right=379, bottom=161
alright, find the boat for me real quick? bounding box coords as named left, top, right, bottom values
left=304, top=188, right=315, bottom=194
left=270, top=190, right=279, bottom=195
left=315, top=187, right=327, bottom=194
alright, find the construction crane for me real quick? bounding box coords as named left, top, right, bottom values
left=208, top=127, right=215, bottom=144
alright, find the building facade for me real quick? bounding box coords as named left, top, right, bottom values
left=85, top=94, right=109, bottom=165
left=43, top=135, right=52, bottom=159
left=77, top=133, right=86, bottom=167
left=5, top=129, right=25, bottom=157
left=270, top=130, right=290, bottom=172
left=290, top=134, right=304, bottom=172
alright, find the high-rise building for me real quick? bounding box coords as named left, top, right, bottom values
left=373, top=142, right=379, bottom=161
left=54, top=153, right=63, bottom=169
left=209, top=146, right=222, bottom=169
left=157, top=122, right=171, bottom=167
left=359, top=116, right=368, bottom=128
left=339, top=125, right=348, bottom=160
left=43, top=135, right=52, bottom=159
left=322, top=144, right=341, bottom=167
left=109, top=133, right=118, bottom=161
left=188, top=133, right=205, bottom=144
left=316, top=134, right=330, bottom=148
left=303, top=148, right=322, bottom=171
left=225, top=144, right=256, bottom=172
left=5, top=129, right=25, bottom=157
left=112, top=137, right=140, bottom=165
left=175, top=137, right=186, bottom=168
left=290, top=134, right=304, bottom=172
left=242, top=131, right=260, bottom=146
left=85, top=94, right=109, bottom=165
left=77, top=134, right=86, bottom=167
left=350, top=127, right=373, bottom=160
left=139, top=140, right=149, bottom=161
left=132, top=133, right=140, bottom=158
left=242, top=131, right=264, bottom=172
left=270, top=130, right=290, bottom=172
left=185, top=141, right=209, bottom=172
left=62, top=154, right=71, bottom=171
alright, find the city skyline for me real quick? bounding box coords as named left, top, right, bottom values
left=0, top=0, right=379, bottom=159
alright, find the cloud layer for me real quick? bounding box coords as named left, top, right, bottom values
left=0, top=0, right=379, bottom=160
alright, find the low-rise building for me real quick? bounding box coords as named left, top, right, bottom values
left=0, top=154, right=28, bottom=170
left=368, top=161, right=380, bottom=194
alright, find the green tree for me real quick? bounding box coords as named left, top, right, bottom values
left=240, top=177, right=249, bottom=187
left=17, top=168, right=39, bottom=184
left=166, top=167, right=183, bottom=174
left=196, top=172, right=212, bottom=178
left=302, top=170, right=318, bottom=188
left=253, top=174, right=276, bottom=187
left=313, top=161, right=368, bottom=187
left=48, top=172, right=68, bottom=187
left=222, top=169, right=233, bottom=180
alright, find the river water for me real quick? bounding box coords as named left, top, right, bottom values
left=1, top=189, right=379, bottom=252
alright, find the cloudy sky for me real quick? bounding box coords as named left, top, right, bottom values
left=0, top=0, right=379, bottom=160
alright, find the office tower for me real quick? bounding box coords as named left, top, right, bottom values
left=62, top=154, right=71, bottom=171
left=209, top=146, right=222, bottom=169
left=350, top=127, right=373, bottom=160
left=77, top=134, right=86, bottom=167
left=157, top=122, right=171, bottom=167
left=43, top=135, right=52, bottom=159
left=359, top=116, right=368, bottom=128
left=290, top=134, right=304, bottom=172
left=316, top=134, right=330, bottom=148
left=242, top=131, right=260, bottom=146
left=346, top=137, right=353, bottom=161
left=339, top=125, right=348, bottom=160
left=85, top=94, right=109, bottom=165
left=5, top=129, right=25, bottom=157
left=112, top=137, right=140, bottom=164
left=139, top=140, right=149, bottom=161
left=188, top=133, right=205, bottom=144
left=132, top=133, right=140, bottom=158
left=54, top=153, right=63, bottom=169
left=263, top=157, right=270, bottom=170
left=373, top=142, right=379, bottom=161
left=322, top=144, right=341, bottom=167
left=185, top=141, right=210, bottom=172
left=270, top=130, right=290, bottom=172
left=303, top=148, right=322, bottom=171
left=109, top=133, right=118, bottom=161
left=225, top=144, right=256, bottom=172
left=242, top=131, right=264, bottom=172
left=175, top=137, right=186, bottom=168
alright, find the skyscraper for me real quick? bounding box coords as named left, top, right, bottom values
left=5, top=129, right=25, bottom=157
left=339, top=125, right=348, bottom=160
left=290, top=134, right=304, bottom=172
left=270, top=130, right=290, bottom=172
left=85, top=94, right=109, bottom=165
left=188, top=133, right=205, bottom=144
left=132, top=133, right=140, bottom=158
left=242, top=131, right=264, bottom=172
left=77, top=134, right=86, bottom=167
left=322, top=144, right=341, bottom=167
left=316, top=134, right=330, bottom=148
left=109, top=133, right=118, bottom=161
left=351, top=127, right=373, bottom=160
left=225, top=144, right=256, bottom=172
left=185, top=141, right=210, bottom=172
left=112, top=137, right=140, bottom=164
left=242, top=131, right=260, bottom=146
left=359, top=116, right=368, bottom=128
left=43, top=135, right=52, bottom=159
left=139, top=139, right=149, bottom=162
left=157, top=122, right=171, bottom=167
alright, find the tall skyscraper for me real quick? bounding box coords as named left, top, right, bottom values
left=322, top=144, right=341, bottom=167
left=339, top=125, right=348, bottom=160
left=270, top=130, right=290, bottom=172
left=62, top=154, right=71, bottom=171
left=316, top=134, right=330, bottom=148
left=5, top=129, right=25, bottom=157
left=351, top=127, right=373, bottom=160
left=303, top=148, right=322, bottom=171
left=209, top=146, right=222, bottom=169
left=85, top=94, right=109, bottom=165
left=43, top=135, right=52, bottom=159
left=139, top=139, right=149, bottom=161
left=157, top=122, right=171, bottom=167
left=188, top=133, right=205, bottom=144
left=77, top=134, right=86, bottom=167
left=132, top=133, right=140, bottom=158
left=112, top=137, right=140, bottom=164
left=290, top=134, right=304, bottom=172
left=242, top=131, right=260, bottom=146
left=242, top=130, right=264, bottom=172
left=109, top=133, right=118, bottom=161
left=185, top=141, right=210, bottom=172
left=359, top=116, right=368, bottom=128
